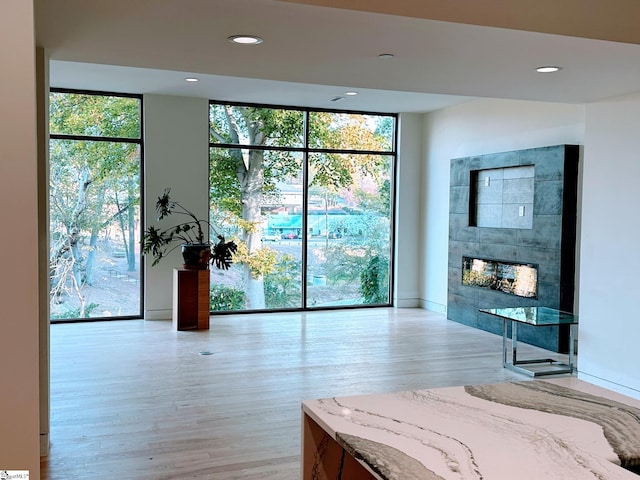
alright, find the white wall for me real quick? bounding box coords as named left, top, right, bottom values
left=144, top=95, right=210, bottom=319
left=578, top=92, right=640, bottom=397
left=0, top=0, right=42, bottom=477
left=421, top=98, right=585, bottom=312
left=394, top=113, right=422, bottom=307
left=37, top=47, right=51, bottom=457
left=143, top=97, right=410, bottom=314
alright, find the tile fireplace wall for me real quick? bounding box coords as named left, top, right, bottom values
left=447, top=145, right=579, bottom=353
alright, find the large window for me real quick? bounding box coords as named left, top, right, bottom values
left=208, top=102, right=396, bottom=311
left=49, top=89, right=142, bottom=321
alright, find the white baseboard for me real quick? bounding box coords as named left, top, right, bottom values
left=40, top=433, right=49, bottom=456
left=420, top=300, right=447, bottom=314
left=578, top=371, right=640, bottom=401
left=144, top=309, right=172, bottom=320
left=394, top=297, right=420, bottom=308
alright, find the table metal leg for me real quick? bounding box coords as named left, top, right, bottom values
left=512, top=320, right=518, bottom=364
left=568, top=324, right=575, bottom=373
left=503, top=319, right=508, bottom=367
left=504, top=323, right=576, bottom=377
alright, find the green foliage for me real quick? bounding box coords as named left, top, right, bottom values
left=320, top=212, right=391, bottom=302
left=209, top=150, right=244, bottom=216
left=50, top=303, right=100, bottom=320
left=322, top=244, right=367, bottom=284
left=141, top=189, right=237, bottom=269
left=209, top=104, right=304, bottom=147
left=209, top=105, right=304, bottom=221
left=308, top=111, right=393, bottom=151
left=360, top=256, right=390, bottom=304
left=209, top=105, right=394, bottom=226
left=208, top=102, right=395, bottom=308
left=49, top=91, right=142, bottom=320
left=264, top=254, right=302, bottom=308
left=379, top=179, right=391, bottom=214
left=373, top=116, right=395, bottom=151
left=50, top=92, right=140, bottom=138
left=352, top=176, right=392, bottom=217
left=233, top=242, right=278, bottom=278
left=210, top=285, right=246, bottom=311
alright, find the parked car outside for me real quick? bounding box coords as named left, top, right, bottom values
left=262, top=232, right=282, bottom=242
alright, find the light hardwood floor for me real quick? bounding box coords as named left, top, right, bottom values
left=41, top=308, right=562, bottom=479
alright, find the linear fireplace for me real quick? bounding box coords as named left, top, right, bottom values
left=462, top=256, right=537, bottom=298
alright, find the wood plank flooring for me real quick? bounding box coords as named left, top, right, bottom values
left=41, top=308, right=563, bottom=480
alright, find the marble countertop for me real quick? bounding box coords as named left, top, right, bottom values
left=302, top=378, right=640, bottom=480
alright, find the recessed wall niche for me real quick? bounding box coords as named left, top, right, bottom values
left=448, top=145, right=579, bottom=353
left=470, top=165, right=534, bottom=229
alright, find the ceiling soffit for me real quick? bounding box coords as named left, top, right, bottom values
left=278, top=0, right=640, bottom=45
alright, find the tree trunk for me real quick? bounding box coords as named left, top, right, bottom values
left=84, top=232, right=98, bottom=285
left=225, top=107, right=271, bottom=309
left=127, top=201, right=136, bottom=272
left=240, top=149, right=266, bottom=309
left=69, top=171, right=92, bottom=287
left=244, top=265, right=265, bottom=309
left=85, top=188, right=106, bottom=285
left=71, top=243, right=83, bottom=287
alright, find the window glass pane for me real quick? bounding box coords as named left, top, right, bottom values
left=306, top=153, right=392, bottom=307
left=49, top=138, right=141, bottom=319
left=209, top=104, right=304, bottom=148
left=209, top=147, right=303, bottom=311
left=308, top=111, right=395, bottom=151
left=208, top=102, right=396, bottom=313
left=49, top=92, right=141, bottom=138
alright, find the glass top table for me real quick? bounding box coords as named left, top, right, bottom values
left=480, top=306, right=578, bottom=326
left=479, top=306, right=578, bottom=377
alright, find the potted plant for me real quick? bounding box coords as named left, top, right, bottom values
left=142, top=188, right=237, bottom=270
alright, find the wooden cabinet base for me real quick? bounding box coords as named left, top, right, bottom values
left=172, top=268, right=210, bottom=330
left=302, top=412, right=377, bottom=480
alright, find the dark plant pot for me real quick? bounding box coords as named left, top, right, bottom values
left=181, top=243, right=211, bottom=270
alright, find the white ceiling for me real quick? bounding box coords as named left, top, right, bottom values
left=36, top=0, right=640, bottom=113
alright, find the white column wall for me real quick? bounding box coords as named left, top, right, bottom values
left=36, top=47, right=51, bottom=457
left=394, top=113, right=422, bottom=307
left=421, top=99, right=585, bottom=312
left=578, top=92, right=640, bottom=398
left=143, top=95, right=210, bottom=319
left=0, top=0, right=41, bottom=476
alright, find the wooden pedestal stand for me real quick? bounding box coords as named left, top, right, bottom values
left=172, top=268, right=210, bottom=330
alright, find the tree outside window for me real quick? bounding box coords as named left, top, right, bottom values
left=49, top=90, right=142, bottom=320
left=209, top=103, right=396, bottom=311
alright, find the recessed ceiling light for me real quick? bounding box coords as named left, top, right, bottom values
left=378, top=53, right=394, bottom=59
left=228, top=35, right=263, bottom=45
left=536, top=66, right=561, bottom=73
left=184, top=77, right=199, bottom=82
left=344, top=91, right=358, bottom=96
